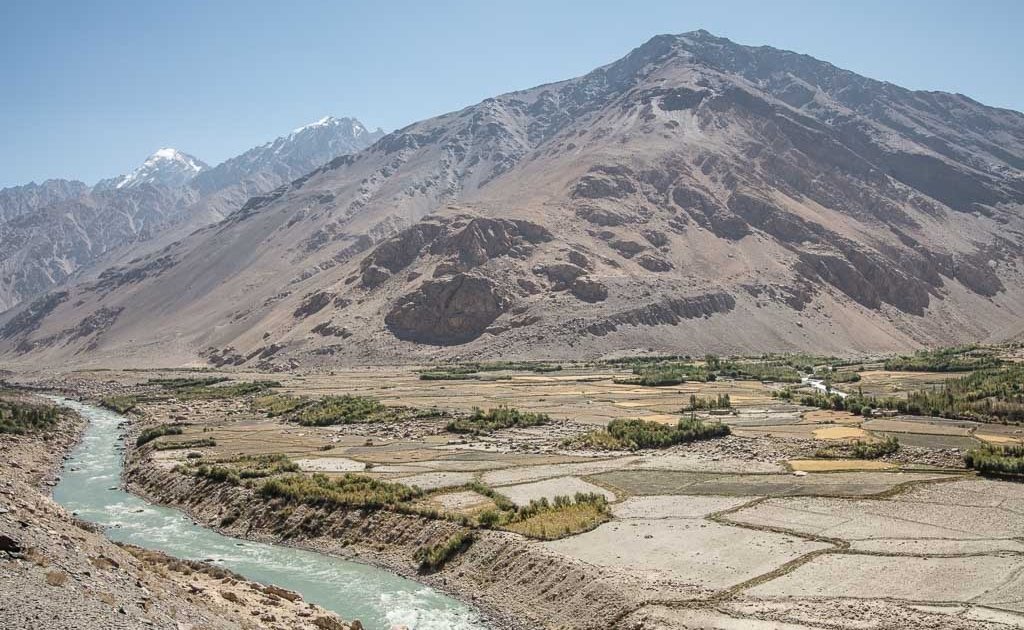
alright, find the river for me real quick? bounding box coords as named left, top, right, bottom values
left=50, top=397, right=489, bottom=630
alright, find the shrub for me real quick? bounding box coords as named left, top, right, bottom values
left=100, top=395, right=140, bottom=414
left=0, top=397, right=61, bottom=434
left=258, top=473, right=423, bottom=510
left=446, top=406, right=550, bottom=434
left=964, top=444, right=1024, bottom=477
left=151, top=437, right=216, bottom=451
left=136, top=424, right=184, bottom=446
left=851, top=437, right=900, bottom=459
left=682, top=393, right=732, bottom=411
left=252, top=394, right=309, bottom=416
left=414, top=531, right=474, bottom=572
left=884, top=346, right=1002, bottom=372
left=503, top=493, right=610, bottom=540
left=575, top=417, right=730, bottom=451
left=173, top=381, right=280, bottom=400
left=290, top=395, right=385, bottom=426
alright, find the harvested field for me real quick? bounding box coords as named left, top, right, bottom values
left=800, top=409, right=860, bottom=424
left=592, top=469, right=947, bottom=498
left=294, top=457, right=366, bottom=472
left=543, top=519, right=829, bottom=588
left=787, top=459, right=896, bottom=472
left=746, top=554, right=1024, bottom=606
left=811, top=426, right=870, bottom=440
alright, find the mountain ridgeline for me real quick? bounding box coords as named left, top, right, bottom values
left=1, top=31, right=1022, bottom=367
left=0, top=117, right=383, bottom=312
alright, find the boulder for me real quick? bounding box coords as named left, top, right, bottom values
left=386, top=274, right=509, bottom=345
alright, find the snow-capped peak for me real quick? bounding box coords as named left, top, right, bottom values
left=291, top=115, right=366, bottom=136
left=111, top=147, right=208, bottom=190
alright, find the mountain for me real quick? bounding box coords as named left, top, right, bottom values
left=192, top=117, right=381, bottom=195
left=96, top=148, right=209, bottom=191
left=0, top=117, right=383, bottom=312
left=2, top=31, right=1022, bottom=368
left=0, top=179, right=89, bottom=223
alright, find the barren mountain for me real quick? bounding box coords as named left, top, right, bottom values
left=0, top=117, right=382, bottom=311
left=2, top=31, right=1022, bottom=368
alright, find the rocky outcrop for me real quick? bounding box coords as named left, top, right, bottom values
left=586, top=292, right=736, bottom=335
left=361, top=216, right=551, bottom=287
left=385, top=274, right=510, bottom=345
left=570, top=277, right=608, bottom=303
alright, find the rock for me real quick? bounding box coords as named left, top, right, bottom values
left=608, top=238, right=646, bottom=258
left=635, top=253, right=673, bottom=272
left=570, top=277, right=608, bottom=303
left=537, top=263, right=587, bottom=290
left=262, top=584, right=302, bottom=602
left=220, top=590, right=242, bottom=604
left=385, top=274, right=510, bottom=345
left=0, top=534, right=21, bottom=554
left=312, top=616, right=347, bottom=630
left=45, top=570, right=67, bottom=587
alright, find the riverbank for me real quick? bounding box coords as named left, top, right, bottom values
left=0, top=391, right=359, bottom=630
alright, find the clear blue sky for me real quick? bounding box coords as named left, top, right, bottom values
left=1, top=0, right=1021, bottom=187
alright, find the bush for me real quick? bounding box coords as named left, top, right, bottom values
left=151, top=437, right=216, bottom=451
left=419, top=371, right=480, bottom=381
left=290, top=395, right=385, bottom=426
left=447, top=406, right=550, bottom=434
left=884, top=346, right=1002, bottom=372
left=252, top=394, right=309, bottom=416
left=100, top=395, right=140, bottom=414
left=415, top=531, right=474, bottom=572
left=0, top=397, right=61, bottom=434
left=503, top=493, right=610, bottom=540
left=258, top=473, right=423, bottom=510
left=576, top=417, right=730, bottom=451
left=682, top=393, right=731, bottom=411
left=851, top=437, right=900, bottom=459
left=136, top=424, right=184, bottom=446
left=964, top=444, right=1024, bottom=477
left=173, top=381, right=280, bottom=400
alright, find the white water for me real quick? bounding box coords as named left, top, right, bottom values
left=51, top=397, right=489, bottom=630
left=800, top=376, right=848, bottom=399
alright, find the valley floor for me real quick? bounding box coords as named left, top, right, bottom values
left=8, top=358, right=1024, bottom=629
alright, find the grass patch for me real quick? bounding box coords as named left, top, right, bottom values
left=502, top=493, right=610, bottom=540
left=258, top=473, right=423, bottom=510
left=573, top=417, right=730, bottom=451
left=289, top=395, right=385, bottom=426
left=446, top=406, right=550, bottom=435
left=136, top=423, right=184, bottom=447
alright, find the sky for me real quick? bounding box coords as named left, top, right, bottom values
left=1, top=0, right=1021, bottom=187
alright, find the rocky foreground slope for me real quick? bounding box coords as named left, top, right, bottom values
left=1, top=31, right=1023, bottom=367
left=0, top=399, right=358, bottom=630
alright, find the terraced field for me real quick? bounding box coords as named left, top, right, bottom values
left=29, top=346, right=1024, bottom=629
